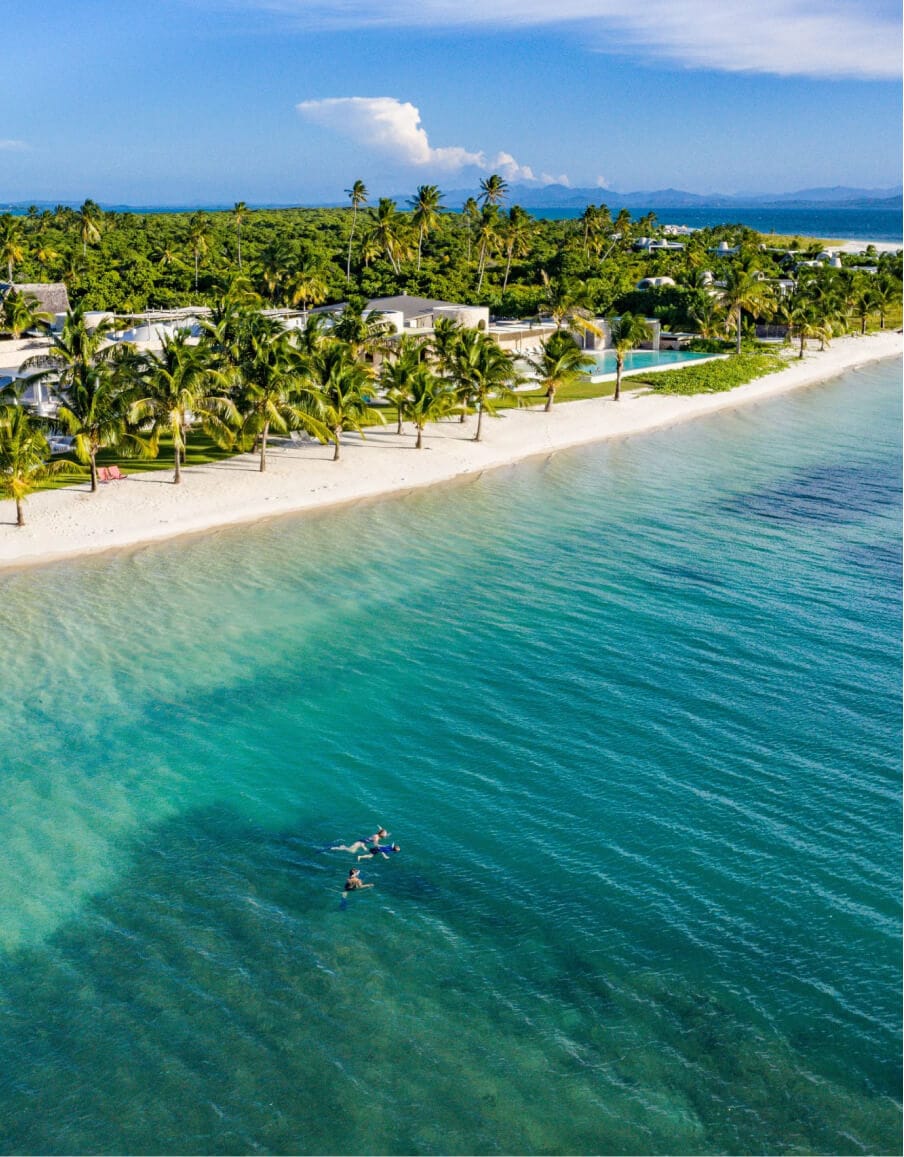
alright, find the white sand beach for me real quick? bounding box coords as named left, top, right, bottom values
left=833, top=239, right=902, bottom=255
left=1, top=331, right=900, bottom=571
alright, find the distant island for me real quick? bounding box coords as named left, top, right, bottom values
left=1, top=185, right=901, bottom=216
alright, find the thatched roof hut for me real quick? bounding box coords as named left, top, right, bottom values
left=0, top=282, right=71, bottom=315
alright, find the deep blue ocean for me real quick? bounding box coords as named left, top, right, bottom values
left=0, top=359, right=900, bottom=1154
left=535, top=206, right=902, bottom=243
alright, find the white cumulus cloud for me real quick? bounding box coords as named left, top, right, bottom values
left=297, top=97, right=548, bottom=181
left=297, top=96, right=484, bottom=170
left=0, top=140, right=27, bottom=151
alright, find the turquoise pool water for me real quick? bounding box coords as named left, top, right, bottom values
left=0, top=360, right=899, bottom=1154
left=586, top=349, right=716, bottom=377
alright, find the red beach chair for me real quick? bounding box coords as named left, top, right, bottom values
left=107, top=464, right=127, bottom=481
left=97, top=466, right=111, bottom=483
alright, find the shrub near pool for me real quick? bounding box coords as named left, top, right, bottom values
left=634, top=351, right=786, bottom=395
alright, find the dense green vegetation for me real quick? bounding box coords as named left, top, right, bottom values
left=1, top=193, right=900, bottom=336
left=634, top=351, right=785, bottom=395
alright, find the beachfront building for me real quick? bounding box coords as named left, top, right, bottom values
left=321, top=294, right=490, bottom=334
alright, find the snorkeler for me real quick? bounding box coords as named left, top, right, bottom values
left=343, top=868, right=374, bottom=893
left=357, top=843, right=401, bottom=862
left=331, top=827, right=389, bottom=854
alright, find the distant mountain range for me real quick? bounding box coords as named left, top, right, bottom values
left=430, top=184, right=903, bottom=211
left=1, top=186, right=901, bottom=214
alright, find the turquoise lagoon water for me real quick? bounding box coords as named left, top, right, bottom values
left=0, top=360, right=900, bottom=1155
left=585, top=349, right=715, bottom=378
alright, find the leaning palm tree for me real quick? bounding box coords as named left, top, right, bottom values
left=0, top=404, right=83, bottom=526
left=462, top=197, right=480, bottom=267
left=405, top=365, right=458, bottom=448
left=450, top=330, right=520, bottom=442
left=608, top=313, right=653, bottom=402
left=526, top=330, right=593, bottom=411
left=0, top=214, right=27, bottom=282
left=345, top=180, right=368, bottom=283
left=130, top=332, right=237, bottom=483
left=306, top=341, right=383, bottom=461
left=409, top=184, right=443, bottom=272
left=236, top=318, right=329, bottom=472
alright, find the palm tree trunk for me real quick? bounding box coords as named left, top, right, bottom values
left=173, top=442, right=182, bottom=484
left=16, top=497, right=24, bottom=527
left=194, top=251, right=199, bottom=292
left=90, top=451, right=98, bottom=493
left=260, top=420, right=269, bottom=472
left=614, top=363, right=622, bottom=402
left=799, top=334, right=806, bottom=359
left=502, top=246, right=514, bottom=294
left=396, top=412, right=403, bottom=435
left=474, top=404, right=484, bottom=442
left=237, top=225, right=242, bottom=270
left=332, top=428, right=341, bottom=461
left=417, top=227, right=424, bottom=272
left=416, top=424, right=424, bottom=449
left=347, top=206, right=358, bottom=283
left=736, top=308, right=743, bottom=355
left=545, top=387, right=554, bottom=412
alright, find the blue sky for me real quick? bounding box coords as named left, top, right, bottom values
left=2, top=0, right=901, bottom=204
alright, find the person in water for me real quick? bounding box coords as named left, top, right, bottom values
left=343, top=868, right=374, bottom=893
left=332, top=827, right=389, bottom=855
left=357, top=843, right=401, bottom=862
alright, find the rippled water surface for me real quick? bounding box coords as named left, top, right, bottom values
left=0, top=361, right=900, bottom=1155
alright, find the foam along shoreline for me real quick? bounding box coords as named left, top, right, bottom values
left=0, top=331, right=900, bottom=571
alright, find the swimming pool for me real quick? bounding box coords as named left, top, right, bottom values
left=585, top=349, right=716, bottom=378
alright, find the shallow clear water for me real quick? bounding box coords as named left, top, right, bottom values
left=0, top=360, right=900, bottom=1155
left=586, top=349, right=714, bottom=377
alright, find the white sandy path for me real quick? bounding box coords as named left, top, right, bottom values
left=1, top=331, right=901, bottom=571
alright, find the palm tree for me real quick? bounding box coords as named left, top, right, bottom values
left=462, top=197, right=480, bottom=267
left=54, top=358, right=134, bottom=490
left=290, top=262, right=328, bottom=318
left=258, top=239, right=292, bottom=302
left=450, top=330, right=520, bottom=441
left=608, top=313, right=653, bottom=401
left=368, top=198, right=409, bottom=274
left=500, top=206, right=534, bottom=295
left=526, top=330, right=593, bottom=411
left=236, top=318, right=328, bottom=472
left=381, top=335, right=425, bottom=433
left=306, top=341, right=383, bottom=460
left=331, top=300, right=396, bottom=362
left=0, top=214, right=26, bottom=282
left=428, top=316, right=462, bottom=380
left=233, top=202, right=249, bottom=270
left=1, top=290, right=51, bottom=339
left=479, top=173, right=508, bottom=207
left=409, top=184, right=443, bottom=272
left=872, top=275, right=902, bottom=330
left=76, top=200, right=103, bottom=258
left=722, top=268, right=773, bottom=354
left=187, top=212, right=212, bottom=293
left=405, top=365, right=458, bottom=448
left=475, top=205, right=501, bottom=292
left=0, top=404, right=83, bottom=526
left=130, top=332, right=237, bottom=483
left=345, top=180, right=368, bottom=283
